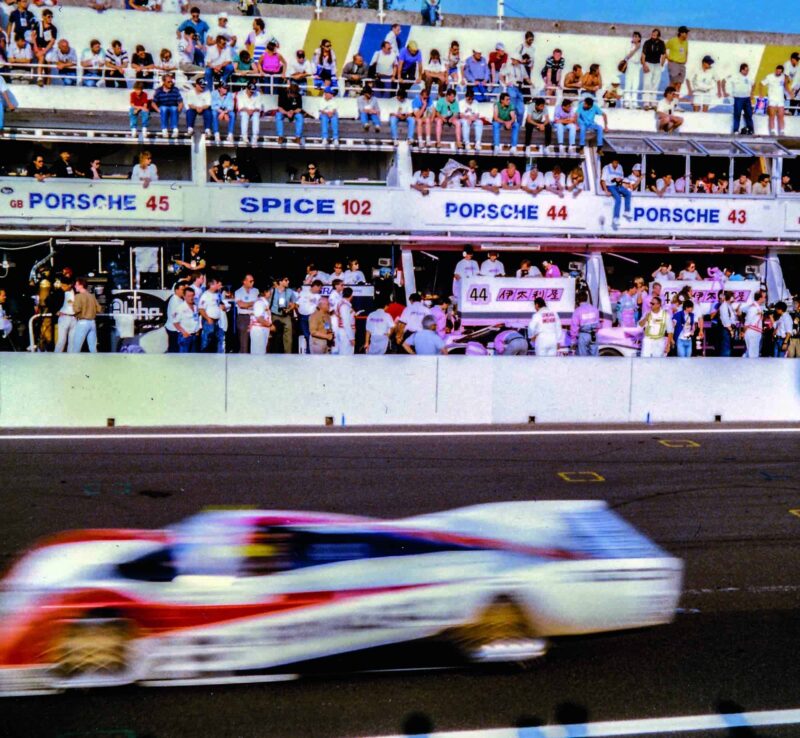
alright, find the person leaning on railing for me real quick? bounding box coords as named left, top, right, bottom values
left=80, top=39, right=104, bottom=87
left=32, top=8, right=56, bottom=86
left=341, top=53, right=367, bottom=97
left=8, top=37, right=34, bottom=83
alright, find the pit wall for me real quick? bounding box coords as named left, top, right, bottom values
left=1, top=355, right=798, bottom=427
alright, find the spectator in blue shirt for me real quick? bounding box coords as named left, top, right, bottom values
left=395, top=41, right=422, bottom=96
left=577, top=96, right=608, bottom=149
left=152, top=72, right=184, bottom=137
left=177, top=7, right=210, bottom=45
left=211, top=81, right=234, bottom=143
left=403, top=315, right=447, bottom=354
left=463, top=49, right=490, bottom=102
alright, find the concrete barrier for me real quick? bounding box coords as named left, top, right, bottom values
left=1, top=354, right=799, bottom=427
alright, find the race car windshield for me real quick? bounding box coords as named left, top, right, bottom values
left=116, top=547, right=178, bottom=582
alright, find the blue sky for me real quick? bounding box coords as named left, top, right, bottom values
left=393, top=0, right=799, bottom=34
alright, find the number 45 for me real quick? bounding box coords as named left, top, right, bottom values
left=145, top=196, right=170, bottom=212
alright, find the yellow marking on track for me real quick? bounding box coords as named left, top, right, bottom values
left=658, top=439, right=700, bottom=448
left=557, top=471, right=605, bottom=483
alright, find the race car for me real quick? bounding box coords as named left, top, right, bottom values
left=0, top=502, right=683, bottom=695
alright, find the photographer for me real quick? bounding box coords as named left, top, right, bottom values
left=600, top=156, right=632, bottom=229
left=270, top=276, right=299, bottom=354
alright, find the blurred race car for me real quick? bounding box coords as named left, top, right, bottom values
left=0, top=502, right=682, bottom=695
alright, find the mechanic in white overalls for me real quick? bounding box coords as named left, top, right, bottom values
left=527, top=296, right=561, bottom=356
left=249, top=286, right=273, bottom=355
left=333, top=286, right=356, bottom=355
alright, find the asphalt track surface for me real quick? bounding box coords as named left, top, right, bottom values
left=0, top=426, right=798, bottom=738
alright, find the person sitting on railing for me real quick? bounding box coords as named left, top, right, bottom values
left=275, top=80, right=305, bottom=144
left=32, top=8, right=56, bottom=86
left=459, top=90, right=484, bottom=150
left=177, top=28, right=202, bottom=75
left=8, top=36, right=33, bottom=83
left=492, top=91, right=519, bottom=154
left=286, top=49, right=314, bottom=94
left=104, top=39, right=129, bottom=89
left=318, top=85, right=340, bottom=145
left=389, top=88, right=414, bottom=145
left=500, top=55, right=527, bottom=119
left=235, top=80, right=260, bottom=145
left=691, top=55, right=721, bottom=112
left=312, top=38, right=337, bottom=94
left=130, top=44, right=155, bottom=89
left=185, top=76, right=213, bottom=136
left=211, top=80, right=234, bottom=144
left=47, top=38, right=76, bottom=86
left=341, top=53, right=366, bottom=97
left=0, top=74, right=16, bottom=134
left=410, top=86, right=432, bottom=145
left=80, top=39, right=103, bottom=87
left=357, top=85, right=381, bottom=134
left=445, top=40, right=461, bottom=88
left=129, top=80, right=150, bottom=136
left=524, top=98, right=552, bottom=151
left=488, top=42, right=507, bottom=89
left=554, top=97, right=577, bottom=149
left=422, top=48, right=447, bottom=98
left=152, top=71, right=183, bottom=138
left=433, top=87, right=462, bottom=148
left=232, top=49, right=256, bottom=88
left=562, top=64, right=582, bottom=101
left=204, top=34, right=234, bottom=90
left=656, top=86, right=683, bottom=133
left=7, top=0, right=36, bottom=45
left=370, top=40, right=397, bottom=99
left=577, top=95, right=607, bottom=151
left=259, top=40, right=284, bottom=95
left=154, top=47, right=177, bottom=85
left=541, top=48, right=565, bottom=104
left=579, top=63, right=602, bottom=100
left=603, top=78, right=622, bottom=108
left=462, top=48, right=489, bottom=102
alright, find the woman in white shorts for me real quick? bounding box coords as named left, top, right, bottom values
left=249, top=286, right=273, bottom=355
left=761, top=65, right=789, bottom=135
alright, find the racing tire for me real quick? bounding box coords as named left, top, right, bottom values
left=446, top=595, right=548, bottom=664
left=48, top=615, right=136, bottom=682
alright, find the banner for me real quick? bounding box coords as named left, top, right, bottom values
left=0, top=181, right=184, bottom=221
left=215, top=187, right=395, bottom=227
left=460, top=277, right=576, bottom=327
left=652, top=280, right=761, bottom=316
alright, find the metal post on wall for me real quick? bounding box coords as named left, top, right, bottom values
left=314, top=0, right=322, bottom=20
left=377, top=0, right=386, bottom=24
left=496, top=0, right=504, bottom=30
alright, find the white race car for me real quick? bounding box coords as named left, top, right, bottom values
left=0, top=501, right=682, bottom=695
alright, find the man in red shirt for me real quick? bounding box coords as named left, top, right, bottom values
left=488, top=42, right=508, bottom=87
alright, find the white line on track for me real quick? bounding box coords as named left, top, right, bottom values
left=141, top=673, right=299, bottom=687
left=364, top=707, right=800, bottom=738
left=0, top=427, right=799, bottom=441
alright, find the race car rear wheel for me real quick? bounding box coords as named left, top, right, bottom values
left=49, top=617, right=135, bottom=681
left=448, top=596, right=548, bottom=664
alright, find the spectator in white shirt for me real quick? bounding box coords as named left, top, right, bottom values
left=411, top=166, right=436, bottom=195
left=691, top=55, right=721, bottom=111
left=521, top=164, right=544, bottom=195
left=761, top=65, right=789, bottom=135
left=389, top=89, right=415, bottom=144
left=651, top=263, right=675, bottom=283
left=9, top=37, right=34, bottom=82
left=286, top=49, right=315, bottom=92
left=481, top=252, right=505, bottom=277
left=772, top=301, right=792, bottom=357
left=752, top=173, right=771, bottom=195
left=364, top=304, right=395, bottom=355
left=516, top=259, right=542, bottom=278
left=48, top=39, right=77, bottom=86
left=656, top=86, right=683, bottom=132
left=296, top=279, right=322, bottom=353
left=384, top=24, right=401, bottom=56
left=479, top=165, right=502, bottom=193
left=318, top=86, right=340, bottom=144
left=130, top=150, right=158, bottom=185
left=453, top=246, right=480, bottom=306
left=186, top=77, right=213, bottom=135
left=656, top=173, right=676, bottom=196
left=733, top=173, right=752, bottom=195
left=678, top=261, right=701, bottom=280
left=204, top=35, right=233, bottom=89
left=213, top=13, right=237, bottom=48
left=343, top=259, right=366, bottom=285
left=371, top=40, right=397, bottom=98
left=236, top=81, right=260, bottom=145
left=459, top=91, right=484, bottom=150
left=724, top=63, right=755, bottom=134
left=544, top=165, right=566, bottom=197
left=80, top=39, right=104, bottom=87
left=396, top=292, right=431, bottom=340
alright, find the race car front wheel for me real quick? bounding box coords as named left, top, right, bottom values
left=448, top=596, right=548, bottom=664
left=49, top=616, right=136, bottom=681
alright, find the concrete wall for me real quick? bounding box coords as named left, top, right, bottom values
left=2, top=354, right=799, bottom=427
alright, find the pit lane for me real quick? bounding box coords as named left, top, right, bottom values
left=0, top=426, right=797, bottom=738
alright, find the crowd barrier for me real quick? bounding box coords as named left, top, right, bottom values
left=1, top=354, right=799, bottom=427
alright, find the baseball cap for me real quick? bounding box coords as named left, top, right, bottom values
left=323, top=85, right=334, bottom=94
left=217, top=80, right=229, bottom=89
left=408, top=40, right=418, bottom=52
left=194, top=77, right=206, bottom=87
left=632, top=163, right=642, bottom=171
left=246, top=80, right=257, bottom=90
left=702, top=55, right=714, bottom=65
left=218, top=11, right=228, bottom=18
left=496, top=42, right=505, bottom=51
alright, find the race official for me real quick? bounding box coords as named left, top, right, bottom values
left=270, top=277, right=299, bottom=354
left=493, top=329, right=528, bottom=355
left=249, top=286, right=273, bottom=355
left=364, top=304, right=395, bottom=355
left=527, top=297, right=561, bottom=356
left=570, top=291, right=599, bottom=356
left=403, top=315, right=447, bottom=355
left=234, top=274, right=258, bottom=354
left=742, top=290, right=766, bottom=358
left=639, top=296, right=673, bottom=357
